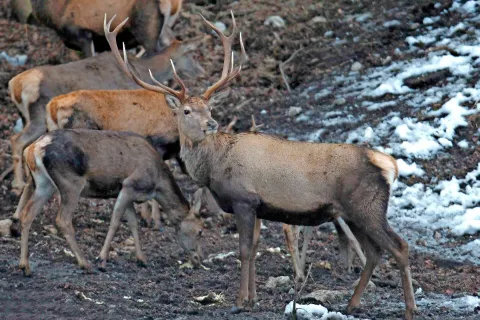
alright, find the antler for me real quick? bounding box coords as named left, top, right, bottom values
left=200, top=11, right=247, bottom=100
left=249, top=115, right=264, bottom=132
left=104, top=14, right=187, bottom=103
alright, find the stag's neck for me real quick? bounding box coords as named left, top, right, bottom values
left=180, top=133, right=234, bottom=187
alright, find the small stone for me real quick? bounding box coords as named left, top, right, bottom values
left=409, top=23, right=420, bottom=30
left=203, top=217, right=214, bottom=229
left=0, top=219, right=13, bottom=237
left=301, top=289, right=348, bottom=304
left=434, top=231, right=442, bottom=240
left=265, top=276, right=291, bottom=289
left=352, top=278, right=376, bottom=292
left=334, top=97, right=346, bottom=106
left=350, top=62, right=363, bottom=72
left=311, top=16, right=327, bottom=24
left=264, top=16, right=286, bottom=28
left=288, top=107, right=302, bottom=117
left=123, top=237, right=135, bottom=247
left=43, top=224, right=58, bottom=235
left=288, top=287, right=295, bottom=295
left=213, top=22, right=226, bottom=33
left=324, top=30, right=334, bottom=37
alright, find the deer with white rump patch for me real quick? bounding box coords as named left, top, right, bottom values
left=17, top=129, right=203, bottom=276
left=5, top=25, right=205, bottom=195
left=106, top=12, right=416, bottom=320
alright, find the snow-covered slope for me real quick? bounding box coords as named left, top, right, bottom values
left=272, top=0, right=480, bottom=264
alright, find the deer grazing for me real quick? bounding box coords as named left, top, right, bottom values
left=31, top=0, right=183, bottom=56
left=106, top=12, right=416, bottom=319
left=4, top=33, right=205, bottom=195
left=17, top=129, right=203, bottom=276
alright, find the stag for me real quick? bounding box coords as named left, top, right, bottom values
left=105, top=12, right=416, bottom=320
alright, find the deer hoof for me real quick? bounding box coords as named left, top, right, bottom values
left=19, top=262, right=32, bottom=277
left=97, top=260, right=108, bottom=272
left=230, top=306, right=245, bottom=314
left=136, top=259, right=147, bottom=268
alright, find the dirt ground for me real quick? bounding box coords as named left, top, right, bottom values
left=0, top=0, right=479, bottom=319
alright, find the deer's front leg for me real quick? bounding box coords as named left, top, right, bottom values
left=231, top=202, right=256, bottom=314
left=247, top=218, right=262, bottom=306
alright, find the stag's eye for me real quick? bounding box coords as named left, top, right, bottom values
left=184, top=109, right=191, bottom=115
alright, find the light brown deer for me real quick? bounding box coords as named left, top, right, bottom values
left=106, top=12, right=416, bottom=319
left=4, top=32, right=205, bottom=195
left=32, top=0, right=183, bottom=56
left=17, top=129, right=203, bottom=276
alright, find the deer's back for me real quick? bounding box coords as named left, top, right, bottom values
left=30, top=129, right=162, bottom=198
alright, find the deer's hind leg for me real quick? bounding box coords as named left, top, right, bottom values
left=125, top=203, right=147, bottom=266
left=53, top=176, right=89, bottom=271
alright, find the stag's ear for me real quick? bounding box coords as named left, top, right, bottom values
left=166, top=95, right=181, bottom=109
left=209, top=88, right=231, bottom=109
left=179, top=35, right=210, bottom=55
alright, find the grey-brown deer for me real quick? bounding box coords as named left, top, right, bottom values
left=17, top=129, right=203, bottom=276
left=32, top=0, right=183, bottom=56
left=5, top=31, right=205, bottom=195
left=106, top=11, right=416, bottom=319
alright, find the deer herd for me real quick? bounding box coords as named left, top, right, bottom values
left=3, top=1, right=417, bottom=319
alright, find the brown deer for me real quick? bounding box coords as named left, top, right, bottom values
left=222, top=116, right=366, bottom=282
left=106, top=12, right=417, bottom=319
left=17, top=129, right=203, bottom=276
left=5, top=31, right=205, bottom=195
left=32, top=0, right=183, bottom=56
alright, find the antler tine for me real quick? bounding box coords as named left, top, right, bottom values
left=104, top=14, right=187, bottom=102
left=249, top=114, right=264, bottom=132
left=201, top=11, right=245, bottom=100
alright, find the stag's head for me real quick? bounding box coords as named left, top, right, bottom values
left=104, top=12, right=246, bottom=144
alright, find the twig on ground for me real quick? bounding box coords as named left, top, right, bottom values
left=279, top=49, right=302, bottom=93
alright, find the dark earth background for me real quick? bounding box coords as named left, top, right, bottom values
left=0, top=0, right=479, bottom=319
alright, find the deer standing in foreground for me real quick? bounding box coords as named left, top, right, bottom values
left=4, top=33, right=205, bottom=195
left=106, top=12, right=416, bottom=319
left=17, top=129, right=203, bottom=276
left=223, top=117, right=366, bottom=282
left=32, top=0, right=183, bottom=56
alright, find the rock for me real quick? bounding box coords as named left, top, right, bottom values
left=324, top=30, right=334, bottom=37
left=213, top=22, right=226, bottom=33
left=404, top=70, right=451, bottom=89
left=265, top=276, right=291, bottom=289
left=43, top=224, right=58, bottom=235
left=288, top=107, right=302, bottom=117
left=0, top=52, right=27, bottom=66
left=264, top=16, right=286, bottom=28
left=123, top=237, right=135, bottom=247
left=311, top=16, right=327, bottom=24
left=350, top=61, right=363, bottom=72
left=0, top=219, right=13, bottom=237
left=13, top=118, right=23, bottom=133
left=334, top=97, right=346, bottom=106
left=203, top=217, right=214, bottom=229
left=301, top=289, right=348, bottom=304
left=288, top=287, right=295, bottom=295
left=409, top=23, right=420, bottom=30
left=352, top=278, right=376, bottom=292
left=193, top=292, right=224, bottom=305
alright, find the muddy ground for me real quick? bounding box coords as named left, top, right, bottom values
left=0, top=0, right=479, bottom=319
